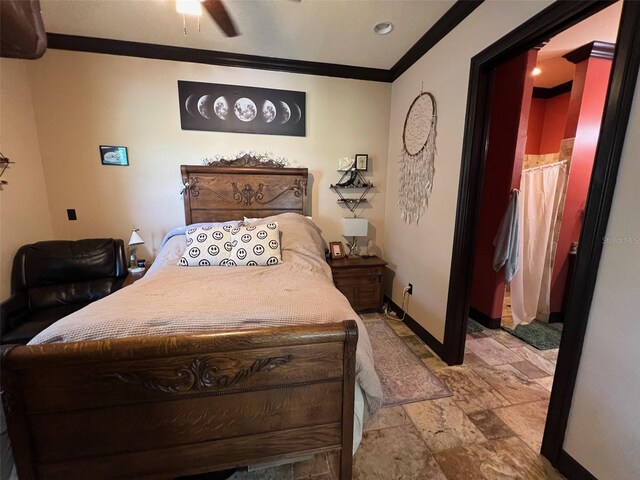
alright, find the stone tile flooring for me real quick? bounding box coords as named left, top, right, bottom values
left=233, top=313, right=563, bottom=480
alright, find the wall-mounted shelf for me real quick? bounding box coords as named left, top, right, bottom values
left=337, top=199, right=369, bottom=204
left=330, top=170, right=373, bottom=213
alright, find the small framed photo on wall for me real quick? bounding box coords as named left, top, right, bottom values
left=100, top=146, right=129, bottom=166
left=355, top=154, right=368, bottom=171
left=329, top=241, right=345, bottom=259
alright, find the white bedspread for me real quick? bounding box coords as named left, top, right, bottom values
left=30, top=213, right=383, bottom=423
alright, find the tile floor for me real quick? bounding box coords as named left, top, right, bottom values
left=234, top=313, right=563, bottom=480
left=502, top=285, right=514, bottom=328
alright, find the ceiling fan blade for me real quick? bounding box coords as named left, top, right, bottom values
left=1, top=0, right=47, bottom=59
left=202, top=0, right=240, bottom=37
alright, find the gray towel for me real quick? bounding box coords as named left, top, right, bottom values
left=493, top=190, right=520, bottom=283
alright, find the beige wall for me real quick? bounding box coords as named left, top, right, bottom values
left=563, top=74, right=640, bottom=479
left=0, top=59, right=54, bottom=300
left=383, top=0, right=551, bottom=341
left=26, top=50, right=391, bottom=260
left=384, top=1, right=640, bottom=476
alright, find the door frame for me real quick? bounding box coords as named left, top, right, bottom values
left=441, top=0, right=640, bottom=468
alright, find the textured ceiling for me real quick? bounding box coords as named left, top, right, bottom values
left=534, top=2, right=621, bottom=88
left=40, top=0, right=457, bottom=70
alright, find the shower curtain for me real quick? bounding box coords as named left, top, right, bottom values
left=511, top=161, right=567, bottom=327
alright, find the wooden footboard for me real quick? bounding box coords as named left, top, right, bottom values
left=1, top=321, right=357, bottom=480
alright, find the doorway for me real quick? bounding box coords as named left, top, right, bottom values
left=441, top=0, right=640, bottom=474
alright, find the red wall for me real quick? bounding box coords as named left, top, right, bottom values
left=469, top=50, right=536, bottom=320
left=526, top=98, right=545, bottom=154
left=540, top=93, right=571, bottom=154
left=526, top=92, right=570, bottom=155
left=550, top=57, right=612, bottom=312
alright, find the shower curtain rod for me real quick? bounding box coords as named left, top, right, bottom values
left=523, top=160, right=568, bottom=172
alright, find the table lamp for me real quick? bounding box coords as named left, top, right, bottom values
left=128, top=228, right=145, bottom=273
left=342, top=217, right=368, bottom=257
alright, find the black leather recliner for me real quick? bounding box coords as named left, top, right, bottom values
left=1, top=239, right=127, bottom=344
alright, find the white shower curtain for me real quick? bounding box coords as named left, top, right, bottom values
left=511, top=161, right=567, bottom=327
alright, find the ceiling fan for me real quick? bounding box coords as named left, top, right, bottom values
left=181, top=0, right=301, bottom=38
left=200, top=0, right=240, bottom=37
left=0, top=0, right=47, bottom=59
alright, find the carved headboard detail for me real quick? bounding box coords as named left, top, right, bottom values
left=203, top=153, right=288, bottom=169
left=181, top=164, right=309, bottom=224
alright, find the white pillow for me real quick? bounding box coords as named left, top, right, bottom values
left=228, top=222, right=282, bottom=266
left=177, top=225, right=231, bottom=266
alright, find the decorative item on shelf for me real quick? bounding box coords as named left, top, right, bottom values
left=337, top=157, right=355, bottom=171
left=330, top=156, right=374, bottom=214
left=399, top=88, right=438, bottom=225
left=0, top=152, right=15, bottom=189
left=128, top=229, right=146, bottom=273
left=329, top=241, right=345, bottom=259
left=355, top=154, right=369, bottom=171
left=343, top=218, right=368, bottom=257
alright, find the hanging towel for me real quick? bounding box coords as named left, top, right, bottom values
left=493, top=190, right=520, bottom=282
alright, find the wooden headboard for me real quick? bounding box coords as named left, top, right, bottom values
left=181, top=162, right=308, bottom=224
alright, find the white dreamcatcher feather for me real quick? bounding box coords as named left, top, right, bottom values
left=398, top=92, right=437, bottom=225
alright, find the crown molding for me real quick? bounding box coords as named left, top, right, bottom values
left=563, top=40, right=615, bottom=64
left=46, top=33, right=392, bottom=83
left=390, top=0, right=484, bottom=80
left=45, top=0, right=484, bottom=84
left=532, top=80, right=573, bottom=99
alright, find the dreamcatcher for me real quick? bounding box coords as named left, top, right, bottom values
left=398, top=90, right=437, bottom=224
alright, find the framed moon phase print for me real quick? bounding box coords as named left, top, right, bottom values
left=178, top=81, right=306, bottom=137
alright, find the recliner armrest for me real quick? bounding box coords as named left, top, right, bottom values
left=0, top=293, right=29, bottom=333
left=114, top=238, right=128, bottom=279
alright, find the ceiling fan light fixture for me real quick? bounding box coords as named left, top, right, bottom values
left=176, top=0, right=202, bottom=17
left=374, top=22, right=394, bottom=35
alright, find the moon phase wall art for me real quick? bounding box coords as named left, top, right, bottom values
left=178, top=81, right=306, bottom=137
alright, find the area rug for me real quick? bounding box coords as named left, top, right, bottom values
left=363, top=318, right=451, bottom=407
left=502, top=320, right=562, bottom=350
left=467, top=318, right=485, bottom=333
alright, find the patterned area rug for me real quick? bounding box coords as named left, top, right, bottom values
left=467, top=318, right=485, bottom=333
left=502, top=320, right=562, bottom=350
left=364, top=319, right=451, bottom=407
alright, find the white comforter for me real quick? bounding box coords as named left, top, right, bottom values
left=30, top=213, right=383, bottom=421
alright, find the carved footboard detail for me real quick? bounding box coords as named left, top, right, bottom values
left=1, top=322, right=357, bottom=480
left=98, top=354, right=293, bottom=393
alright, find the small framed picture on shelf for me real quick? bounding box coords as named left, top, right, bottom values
left=355, top=154, right=368, bottom=171
left=329, top=241, right=345, bottom=259
left=100, top=145, right=129, bottom=166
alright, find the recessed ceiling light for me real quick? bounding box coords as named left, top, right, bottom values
left=532, top=67, right=542, bottom=76
left=374, top=22, right=394, bottom=35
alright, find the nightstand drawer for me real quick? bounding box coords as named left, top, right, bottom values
left=353, top=285, right=381, bottom=310
left=333, top=275, right=381, bottom=287
left=337, top=286, right=355, bottom=305
left=327, top=255, right=386, bottom=312
left=332, top=267, right=385, bottom=277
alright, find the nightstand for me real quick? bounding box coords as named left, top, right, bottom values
left=123, top=265, right=150, bottom=287
left=328, top=256, right=387, bottom=312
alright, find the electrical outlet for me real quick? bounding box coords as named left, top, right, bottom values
left=408, top=283, right=413, bottom=295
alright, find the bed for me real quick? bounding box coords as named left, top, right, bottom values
left=1, top=160, right=382, bottom=480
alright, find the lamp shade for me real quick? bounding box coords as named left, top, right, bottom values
left=128, top=229, right=145, bottom=246
left=342, top=218, right=368, bottom=237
